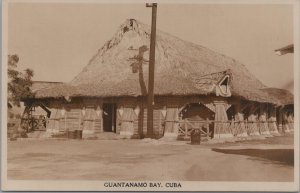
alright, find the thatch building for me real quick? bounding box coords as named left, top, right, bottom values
left=22, top=19, right=294, bottom=139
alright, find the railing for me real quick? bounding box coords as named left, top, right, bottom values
left=177, top=119, right=292, bottom=139
left=21, top=116, right=47, bottom=132
left=178, top=119, right=211, bottom=140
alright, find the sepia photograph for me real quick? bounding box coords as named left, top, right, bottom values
left=1, top=0, right=299, bottom=191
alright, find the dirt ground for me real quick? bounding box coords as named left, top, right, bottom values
left=7, top=134, right=294, bottom=181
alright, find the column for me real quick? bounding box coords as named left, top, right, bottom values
left=213, top=101, right=234, bottom=139
left=268, top=104, right=279, bottom=134
left=277, top=107, right=283, bottom=133
left=282, top=111, right=291, bottom=133
left=247, top=103, right=260, bottom=136
left=259, top=104, right=270, bottom=135
left=287, top=112, right=294, bottom=132
left=164, top=107, right=179, bottom=138
left=120, top=107, right=135, bottom=137
left=234, top=102, right=248, bottom=137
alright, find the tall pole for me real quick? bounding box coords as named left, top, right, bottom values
left=146, top=3, right=157, bottom=138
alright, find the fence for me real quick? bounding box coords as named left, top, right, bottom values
left=178, top=119, right=211, bottom=140
left=178, top=119, right=293, bottom=139
left=21, top=115, right=47, bottom=132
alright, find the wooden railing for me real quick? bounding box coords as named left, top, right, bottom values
left=177, top=119, right=292, bottom=139
left=178, top=119, right=211, bottom=140
left=21, top=115, right=47, bottom=132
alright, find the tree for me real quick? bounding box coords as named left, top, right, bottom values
left=8, top=54, right=34, bottom=107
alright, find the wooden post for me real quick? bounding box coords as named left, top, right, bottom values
left=247, top=103, right=260, bottom=136
left=184, top=119, right=188, bottom=140
left=234, top=102, right=248, bottom=137
left=277, top=106, right=283, bottom=133
left=287, top=112, right=294, bottom=132
left=231, top=118, right=234, bottom=136
left=282, top=110, right=291, bottom=133
left=158, top=110, right=161, bottom=136
left=268, top=104, right=279, bottom=134
left=213, top=118, right=217, bottom=138
left=64, top=113, right=67, bottom=138
left=177, top=112, right=182, bottom=138
left=92, top=109, right=98, bottom=133
left=64, top=112, right=69, bottom=138
left=99, top=105, right=103, bottom=133
left=206, top=118, right=209, bottom=139
left=259, top=103, right=270, bottom=135
left=111, top=105, right=115, bottom=133
left=78, top=112, right=81, bottom=131
left=55, top=107, right=61, bottom=133
left=146, top=3, right=157, bottom=139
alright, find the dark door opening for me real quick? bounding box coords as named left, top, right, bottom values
left=102, top=103, right=116, bottom=132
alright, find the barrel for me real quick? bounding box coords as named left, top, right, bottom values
left=75, top=130, right=83, bottom=139
left=67, top=130, right=76, bottom=139
left=191, top=129, right=201, bottom=145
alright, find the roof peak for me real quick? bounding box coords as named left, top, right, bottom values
left=120, top=18, right=149, bottom=34
left=93, top=18, right=150, bottom=56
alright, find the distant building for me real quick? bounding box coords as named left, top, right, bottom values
left=275, top=44, right=294, bottom=55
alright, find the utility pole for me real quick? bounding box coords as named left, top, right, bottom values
left=146, top=3, right=157, bottom=138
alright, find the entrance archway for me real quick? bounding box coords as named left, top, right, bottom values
left=179, top=103, right=215, bottom=138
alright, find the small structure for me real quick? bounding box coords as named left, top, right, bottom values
left=21, top=19, right=294, bottom=140
left=275, top=44, right=294, bottom=55
left=20, top=81, right=63, bottom=132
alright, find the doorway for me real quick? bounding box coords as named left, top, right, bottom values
left=102, top=103, right=116, bottom=132
left=180, top=103, right=215, bottom=138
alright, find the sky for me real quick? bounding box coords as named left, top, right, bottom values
left=7, top=3, right=294, bottom=92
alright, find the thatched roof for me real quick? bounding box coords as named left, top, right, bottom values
left=34, top=19, right=292, bottom=105
left=31, top=81, right=63, bottom=92
left=260, top=88, right=293, bottom=105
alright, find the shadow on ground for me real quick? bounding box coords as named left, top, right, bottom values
left=211, top=148, right=294, bottom=166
